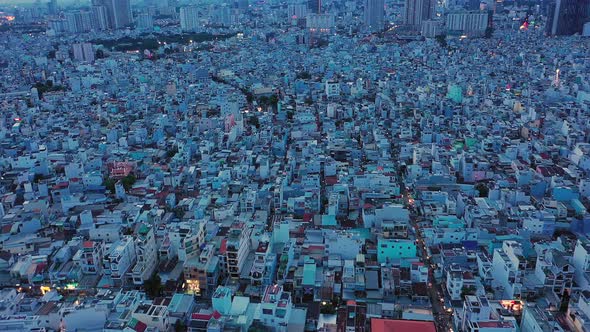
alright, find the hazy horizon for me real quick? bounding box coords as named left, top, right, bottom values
left=0, top=0, right=88, bottom=6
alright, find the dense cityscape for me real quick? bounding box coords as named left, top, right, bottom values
left=0, top=0, right=589, bottom=331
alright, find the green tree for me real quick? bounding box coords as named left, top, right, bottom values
left=475, top=183, right=489, bottom=198
left=95, top=49, right=106, bottom=59
left=296, top=71, right=311, bottom=80
left=320, top=301, right=336, bottom=314
left=104, top=177, right=116, bottom=194
left=167, top=146, right=178, bottom=159
left=174, top=320, right=187, bottom=332
left=34, top=174, right=45, bottom=183
left=173, top=207, right=185, bottom=219
left=121, top=174, right=137, bottom=191
left=144, top=272, right=163, bottom=298
left=258, top=96, right=269, bottom=107
left=560, top=290, right=570, bottom=313
left=461, top=286, right=477, bottom=298
left=269, top=95, right=279, bottom=108
left=529, top=156, right=537, bottom=170
left=249, top=115, right=260, bottom=129
left=435, top=34, right=447, bottom=48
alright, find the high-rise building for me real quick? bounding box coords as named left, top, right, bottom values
left=64, top=11, right=94, bottom=34
left=404, top=0, right=436, bottom=30
left=213, top=3, right=232, bottom=27
left=288, top=2, right=308, bottom=19
left=180, top=6, right=200, bottom=31
left=93, top=0, right=132, bottom=29
left=136, top=12, right=154, bottom=30
left=308, top=0, right=322, bottom=14
left=91, top=5, right=109, bottom=31
left=237, top=0, right=249, bottom=11
left=65, top=12, right=78, bottom=33
left=546, top=0, right=590, bottom=36
left=109, top=0, right=132, bottom=29
left=446, top=10, right=489, bottom=36
left=364, top=0, right=385, bottom=32
left=48, top=0, right=58, bottom=15
left=421, top=19, right=443, bottom=37
left=48, top=19, right=67, bottom=35
left=72, top=42, right=95, bottom=62
left=306, top=13, right=335, bottom=33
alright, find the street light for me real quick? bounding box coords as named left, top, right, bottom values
left=186, top=279, right=200, bottom=295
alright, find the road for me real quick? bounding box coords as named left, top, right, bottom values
left=398, top=171, right=454, bottom=332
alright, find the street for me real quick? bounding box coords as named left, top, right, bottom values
left=398, top=168, right=454, bottom=332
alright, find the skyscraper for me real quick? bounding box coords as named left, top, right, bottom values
left=91, top=5, right=109, bottom=31
left=64, top=11, right=94, bottom=33
left=546, top=0, right=590, bottom=36
left=288, top=2, right=308, bottom=19
left=404, top=0, right=436, bottom=30
left=48, top=0, right=58, bottom=15
left=108, top=0, right=132, bottom=29
left=180, top=6, right=200, bottom=32
left=237, top=0, right=249, bottom=11
left=136, top=12, right=154, bottom=31
left=308, top=0, right=322, bottom=14
left=364, top=0, right=385, bottom=32
left=92, top=0, right=132, bottom=29
left=72, top=43, right=95, bottom=63
left=446, top=11, right=489, bottom=36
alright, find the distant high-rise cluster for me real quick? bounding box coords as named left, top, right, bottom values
left=47, top=0, right=58, bottom=15
left=364, top=0, right=385, bottom=32
left=546, top=0, right=590, bottom=36
left=180, top=6, right=200, bottom=32
left=92, top=0, right=132, bottom=30
left=288, top=2, right=308, bottom=19
left=237, top=0, right=250, bottom=11
left=308, top=0, right=322, bottom=14
left=47, top=0, right=132, bottom=35
left=404, top=0, right=436, bottom=30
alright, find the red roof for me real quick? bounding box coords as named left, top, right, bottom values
left=220, top=239, right=227, bottom=254
left=476, top=321, right=514, bottom=328
left=83, top=241, right=94, bottom=248
left=191, top=313, right=212, bottom=321
left=371, top=319, right=436, bottom=332
left=325, top=176, right=339, bottom=185
left=35, top=263, right=47, bottom=274
left=133, top=320, right=147, bottom=332
left=1, top=225, right=11, bottom=234
left=302, top=213, right=314, bottom=222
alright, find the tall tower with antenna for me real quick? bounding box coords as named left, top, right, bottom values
left=553, top=68, right=560, bottom=87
